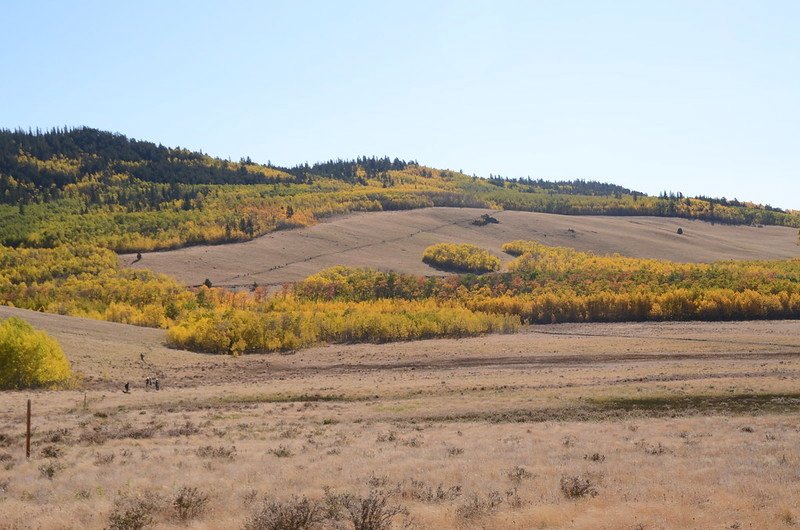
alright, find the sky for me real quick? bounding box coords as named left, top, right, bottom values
left=1, top=0, right=798, bottom=209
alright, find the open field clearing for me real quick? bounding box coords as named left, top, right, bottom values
left=1, top=306, right=800, bottom=528
left=121, top=208, right=800, bottom=287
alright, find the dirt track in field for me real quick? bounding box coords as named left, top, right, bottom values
left=120, top=207, right=800, bottom=287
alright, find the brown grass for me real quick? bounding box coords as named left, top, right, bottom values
left=1, top=308, right=800, bottom=528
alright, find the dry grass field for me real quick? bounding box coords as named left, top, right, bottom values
left=121, top=208, right=800, bottom=287
left=1, top=305, right=800, bottom=529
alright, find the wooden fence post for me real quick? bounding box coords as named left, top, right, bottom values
left=26, top=398, right=31, bottom=459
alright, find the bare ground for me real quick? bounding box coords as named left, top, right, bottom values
left=120, top=208, right=800, bottom=287
left=2, top=308, right=800, bottom=527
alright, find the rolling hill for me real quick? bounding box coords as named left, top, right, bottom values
left=123, top=207, right=800, bottom=288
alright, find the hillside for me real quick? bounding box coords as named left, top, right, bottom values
left=2, top=127, right=798, bottom=252
left=2, top=304, right=798, bottom=389
left=1, top=127, right=799, bottom=359
left=123, top=207, right=800, bottom=288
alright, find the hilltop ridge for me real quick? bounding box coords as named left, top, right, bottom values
left=1, top=127, right=798, bottom=253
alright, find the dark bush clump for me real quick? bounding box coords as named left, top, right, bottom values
left=244, top=496, right=323, bottom=530
left=173, top=486, right=210, bottom=521
left=560, top=475, right=598, bottom=499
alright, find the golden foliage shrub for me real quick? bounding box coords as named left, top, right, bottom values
left=0, top=317, right=72, bottom=389
left=422, top=243, right=501, bottom=273
left=167, top=299, right=519, bottom=354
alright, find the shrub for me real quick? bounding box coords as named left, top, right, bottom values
left=243, top=496, right=323, bottom=530
left=560, top=475, right=598, bottom=499
left=108, top=494, right=161, bottom=530
left=0, top=317, right=72, bottom=389
left=422, top=243, right=500, bottom=273
left=40, top=445, right=62, bottom=459
left=94, top=452, right=115, bottom=465
left=168, top=421, right=199, bottom=436
left=269, top=445, right=293, bottom=458
left=471, top=213, right=500, bottom=226
left=172, top=486, right=209, bottom=521
left=38, top=461, right=63, bottom=479
left=325, top=490, right=407, bottom=530
left=642, top=442, right=669, bottom=455
left=507, top=465, right=533, bottom=483
left=399, top=479, right=462, bottom=502
left=42, top=428, right=71, bottom=443
left=196, top=445, right=237, bottom=459
left=455, top=491, right=503, bottom=519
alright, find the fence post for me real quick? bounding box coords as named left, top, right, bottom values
left=26, top=398, right=31, bottom=459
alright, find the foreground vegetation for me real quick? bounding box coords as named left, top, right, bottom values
left=0, top=316, right=798, bottom=529
left=3, top=127, right=798, bottom=252
left=2, top=240, right=798, bottom=354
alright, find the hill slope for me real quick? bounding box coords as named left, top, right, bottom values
left=123, top=207, right=800, bottom=288
left=3, top=127, right=798, bottom=252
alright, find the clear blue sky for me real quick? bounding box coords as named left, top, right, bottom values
left=1, top=1, right=798, bottom=209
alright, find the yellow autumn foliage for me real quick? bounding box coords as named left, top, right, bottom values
left=167, top=299, right=519, bottom=354
left=1, top=242, right=799, bottom=356
left=0, top=317, right=72, bottom=389
left=422, top=243, right=501, bottom=273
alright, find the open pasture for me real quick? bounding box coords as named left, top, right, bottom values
left=122, top=208, right=800, bottom=288
left=1, top=306, right=799, bottom=528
